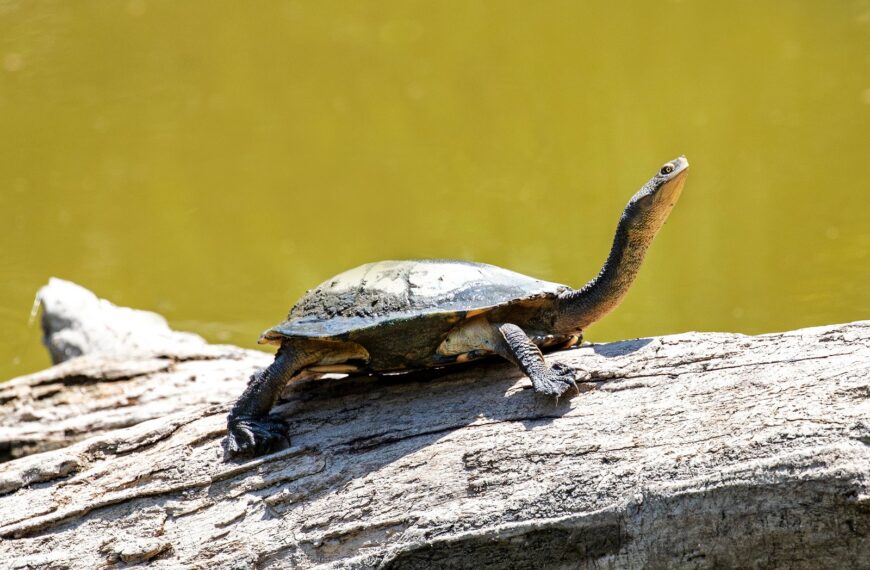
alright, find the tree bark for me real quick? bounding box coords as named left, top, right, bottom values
left=0, top=279, right=867, bottom=569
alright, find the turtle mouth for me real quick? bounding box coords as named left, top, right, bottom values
left=671, top=155, right=689, bottom=174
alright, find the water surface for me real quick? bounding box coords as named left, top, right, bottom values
left=2, top=1, right=869, bottom=380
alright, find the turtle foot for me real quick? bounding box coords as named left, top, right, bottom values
left=531, top=362, right=579, bottom=398
left=225, top=416, right=291, bottom=459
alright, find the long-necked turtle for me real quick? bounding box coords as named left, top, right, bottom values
left=226, top=156, right=689, bottom=458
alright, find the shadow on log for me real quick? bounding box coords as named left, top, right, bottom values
left=0, top=279, right=868, bottom=569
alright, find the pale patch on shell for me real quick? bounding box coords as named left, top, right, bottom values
left=437, top=316, right=498, bottom=356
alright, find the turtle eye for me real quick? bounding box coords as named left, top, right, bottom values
left=660, top=164, right=674, bottom=175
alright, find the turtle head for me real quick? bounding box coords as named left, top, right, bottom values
left=623, top=156, right=689, bottom=236
left=555, top=156, right=689, bottom=332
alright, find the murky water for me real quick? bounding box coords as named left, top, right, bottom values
left=2, top=1, right=869, bottom=381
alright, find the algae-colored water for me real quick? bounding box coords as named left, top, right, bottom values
left=2, top=1, right=869, bottom=381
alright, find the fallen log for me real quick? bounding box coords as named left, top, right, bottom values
left=0, top=279, right=867, bottom=569
left=0, top=279, right=262, bottom=462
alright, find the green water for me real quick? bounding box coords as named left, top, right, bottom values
left=2, top=1, right=869, bottom=381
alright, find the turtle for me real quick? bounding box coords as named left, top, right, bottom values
left=225, top=156, right=689, bottom=458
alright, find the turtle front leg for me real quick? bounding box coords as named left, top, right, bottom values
left=225, top=341, right=322, bottom=459
left=495, top=323, right=578, bottom=398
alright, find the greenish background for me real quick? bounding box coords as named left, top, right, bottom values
left=2, top=1, right=869, bottom=381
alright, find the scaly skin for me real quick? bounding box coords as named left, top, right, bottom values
left=555, top=157, right=689, bottom=333
left=226, top=341, right=326, bottom=458
left=496, top=323, right=577, bottom=397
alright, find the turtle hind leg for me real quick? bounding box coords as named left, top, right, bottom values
left=225, top=341, right=323, bottom=460
left=495, top=323, right=578, bottom=398
left=226, top=413, right=290, bottom=459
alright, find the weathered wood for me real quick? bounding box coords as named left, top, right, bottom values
left=0, top=280, right=868, bottom=569
left=0, top=279, right=263, bottom=461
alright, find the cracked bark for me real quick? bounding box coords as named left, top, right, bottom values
left=0, top=279, right=868, bottom=569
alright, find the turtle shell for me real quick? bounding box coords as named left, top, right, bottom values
left=260, top=260, right=569, bottom=362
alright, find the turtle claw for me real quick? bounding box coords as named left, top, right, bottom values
left=532, top=362, right=579, bottom=399
left=225, top=416, right=291, bottom=459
